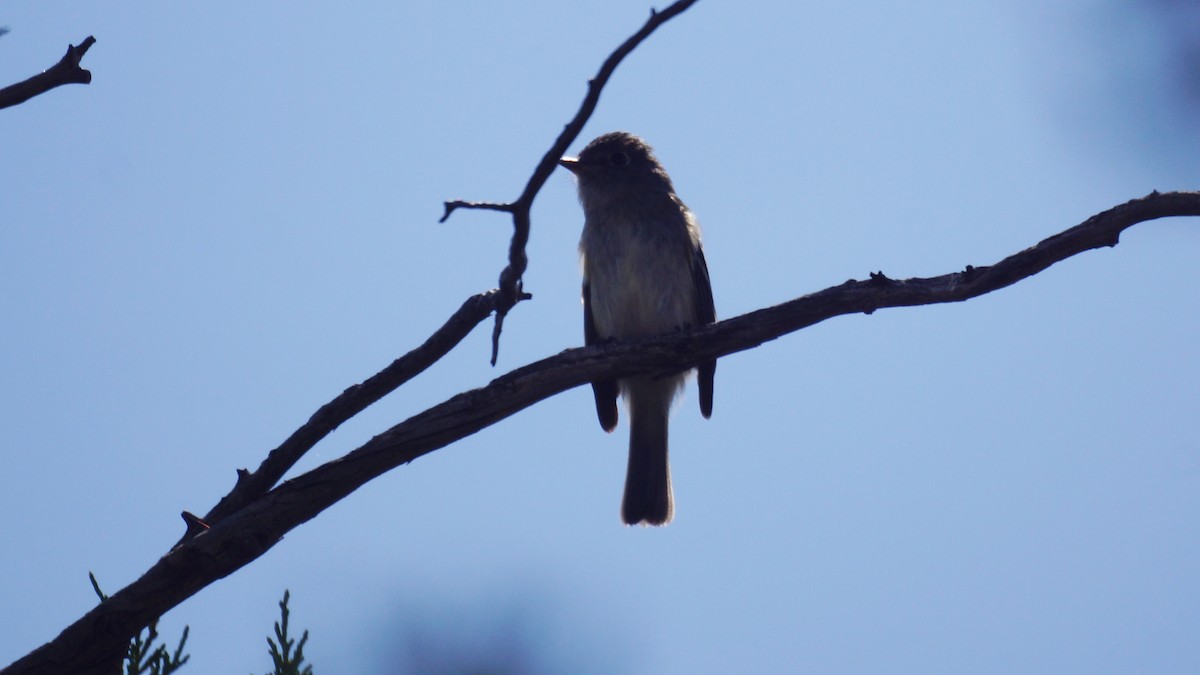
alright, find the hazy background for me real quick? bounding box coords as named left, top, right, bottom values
left=2, top=2, right=1198, bottom=673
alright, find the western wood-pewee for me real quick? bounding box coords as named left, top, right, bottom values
left=560, top=132, right=716, bottom=526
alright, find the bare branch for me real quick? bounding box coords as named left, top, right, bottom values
left=159, top=0, right=695, bottom=562
left=168, top=3, right=699, bottom=540
left=8, top=190, right=1198, bottom=674
left=438, top=200, right=515, bottom=223
left=441, top=0, right=700, bottom=364
left=0, top=36, right=96, bottom=110
left=179, top=290, right=508, bottom=544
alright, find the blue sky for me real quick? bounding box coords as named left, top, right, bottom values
left=3, top=2, right=1198, bottom=673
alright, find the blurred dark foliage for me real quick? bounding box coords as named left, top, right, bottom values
left=1038, top=1, right=1200, bottom=174
left=1135, top=0, right=1200, bottom=106
left=391, top=603, right=540, bottom=675
left=374, top=590, right=624, bottom=675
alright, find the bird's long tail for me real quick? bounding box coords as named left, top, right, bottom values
left=622, top=377, right=677, bottom=526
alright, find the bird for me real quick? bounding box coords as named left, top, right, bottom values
left=559, top=131, right=716, bottom=526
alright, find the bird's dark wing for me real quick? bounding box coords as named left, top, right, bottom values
left=692, top=247, right=716, bottom=418
left=584, top=280, right=619, bottom=432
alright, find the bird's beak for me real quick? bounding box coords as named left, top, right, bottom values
left=559, top=156, right=582, bottom=174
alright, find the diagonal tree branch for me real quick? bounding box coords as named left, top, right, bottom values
left=180, top=290, right=508, bottom=543
left=0, top=36, right=96, bottom=110
left=7, top=189, right=1198, bottom=675
left=441, top=0, right=700, bottom=365
left=167, top=2, right=699, bottom=551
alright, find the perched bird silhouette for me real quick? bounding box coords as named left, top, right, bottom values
left=560, top=132, right=716, bottom=526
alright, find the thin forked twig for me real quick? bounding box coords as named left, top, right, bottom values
left=438, top=200, right=515, bottom=222
left=441, top=0, right=701, bottom=365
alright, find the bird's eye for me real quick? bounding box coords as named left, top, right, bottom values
left=608, top=152, right=629, bottom=167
